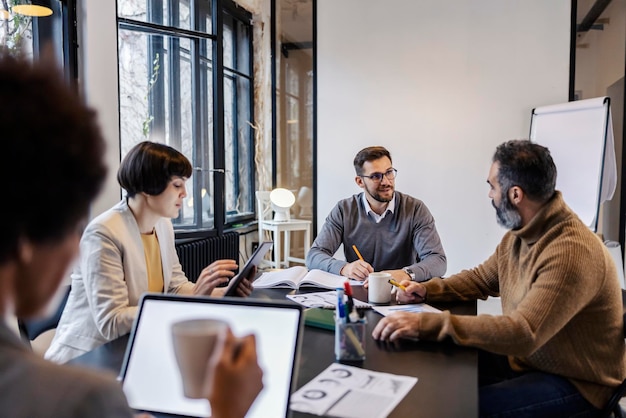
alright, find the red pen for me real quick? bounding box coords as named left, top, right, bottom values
left=344, top=281, right=355, bottom=317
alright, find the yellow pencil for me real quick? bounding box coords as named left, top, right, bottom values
left=352, top=244, right=364, bottom=261
left=388, top=278, right=408, bottom=292
left=388, top=278, right=422, bottom=298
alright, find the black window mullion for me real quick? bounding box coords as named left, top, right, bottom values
left=63, top=0, right=79, bottom=87
left=168, top=0, right=182, bottom=151
left=212, top=0, right=226, bottom=234
left=191, top=1, right=203, bottom=227
left=230, top=18, right=241, bottom=209
left=246, top=22, right=255, bottom=213
left=148, top=0, right=165, bottom=139
left=197, top=0, right=212, bottom=229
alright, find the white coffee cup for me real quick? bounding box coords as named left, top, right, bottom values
left=368, top=272, right=392, bottom=304
left=171, top=318, right=229, bottom=399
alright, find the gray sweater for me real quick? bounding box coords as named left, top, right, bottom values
left=306, top=192, right=446, bottom=281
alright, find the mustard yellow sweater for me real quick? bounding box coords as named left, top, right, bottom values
left=421, top=192, right=626, bottom=408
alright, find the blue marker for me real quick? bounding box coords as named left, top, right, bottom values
left=336, top=288, right=346, bottom=323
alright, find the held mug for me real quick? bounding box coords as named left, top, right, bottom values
left=171, top=318, right=229, bottom=399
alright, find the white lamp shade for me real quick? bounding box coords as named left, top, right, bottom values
left=270, top=188, right=295, bottom=222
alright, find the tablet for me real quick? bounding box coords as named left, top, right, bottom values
left=223, top=241, right=273, bottom=297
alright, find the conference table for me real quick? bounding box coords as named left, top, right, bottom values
left=69, top=286, right=478, bottom=418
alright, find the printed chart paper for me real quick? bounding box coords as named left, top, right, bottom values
left=290, top=364, right=417, bottom=418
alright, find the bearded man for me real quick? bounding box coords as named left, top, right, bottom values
left=372, top=139, right=625, bottom=417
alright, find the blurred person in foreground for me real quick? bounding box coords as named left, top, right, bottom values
left=0, top=54, right=262, bottom=418
left=373, top=139, right=625, bottom=417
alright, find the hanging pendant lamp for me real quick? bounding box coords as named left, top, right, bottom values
left=11, top=0, right=53, bottom=17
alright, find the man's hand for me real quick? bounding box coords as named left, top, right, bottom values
left=340, top=260, right=374, bottom=281
left=194, top=259, right=238, bottom=296
left=372, top=311, right=421, bottom=342
left=395, top=280, right=427, bottom=304
left=209, top=330, right=264, bottom=418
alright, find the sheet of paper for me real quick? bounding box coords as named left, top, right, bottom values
left=290, top=364, right=417, bottom=418
left=287, top=290, right=371, bottom=309
left=371, top=303, right=441, bottom=316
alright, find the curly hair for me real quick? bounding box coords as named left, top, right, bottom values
left=0, top=55, right=107, bottom=263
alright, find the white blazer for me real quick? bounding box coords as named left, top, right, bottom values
left=45, top=200, right=195, bottom=363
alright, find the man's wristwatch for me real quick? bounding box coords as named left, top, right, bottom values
left=403, top=267, right=416, bottom=281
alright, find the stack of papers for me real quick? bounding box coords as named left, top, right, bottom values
left=290, top=364, right=417, bottom=418
left=371, top=303, right=441, bottom=316
left=287, top=290, right=371, bottom=309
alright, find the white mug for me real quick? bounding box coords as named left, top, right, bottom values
left=171, top=318, right=229, bottom=399
left=368, top=272, right=392, bottom=304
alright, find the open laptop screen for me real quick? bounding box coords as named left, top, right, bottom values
left=120, top=294, right=303, bottom=417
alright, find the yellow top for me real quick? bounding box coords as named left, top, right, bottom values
left=141, top=231, right=164, bottom=293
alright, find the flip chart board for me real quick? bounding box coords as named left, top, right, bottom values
left=529, top=97, right=616, bottom=232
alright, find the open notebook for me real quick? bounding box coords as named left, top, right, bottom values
left=119, top=294, right=304, bottom=418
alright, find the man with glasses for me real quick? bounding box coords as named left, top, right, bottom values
left=306, top=146, right=446, bottom=282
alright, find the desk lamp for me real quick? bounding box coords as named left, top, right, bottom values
left=270, top=188, right=295, bottom=222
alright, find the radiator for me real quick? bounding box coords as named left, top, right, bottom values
left=175, top=232, right=240, bottom=283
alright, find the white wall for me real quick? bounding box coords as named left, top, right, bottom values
left=317, top=0, right=571, bottom=274
left=80, top=0, right=121, bottom=217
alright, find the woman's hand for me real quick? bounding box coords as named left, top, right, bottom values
left=194, top=259, right=238, bottom=296
left=208, top=330, right=264, bottom=418
left=231, top=265, right=256, bottom=297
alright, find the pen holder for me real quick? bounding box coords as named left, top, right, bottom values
left=335, top=318, right=367, bottom=362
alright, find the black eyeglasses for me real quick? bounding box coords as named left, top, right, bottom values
left=360, top=168, right=398, bottom=182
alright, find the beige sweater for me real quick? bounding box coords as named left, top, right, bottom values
left=421, top=192, right=625, bottom=408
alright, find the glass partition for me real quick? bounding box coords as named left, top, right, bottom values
left=273, top=0, right=314, bottom=221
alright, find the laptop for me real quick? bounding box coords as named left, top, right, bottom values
left=119, top=293, right=304, bottom=417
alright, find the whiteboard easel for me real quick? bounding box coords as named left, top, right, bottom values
left=529, top=97, right=616, bottom=232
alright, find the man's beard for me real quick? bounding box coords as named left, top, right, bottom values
left=365, top=183, right=394, bottom=203
left=493, top=193, right=522, bottom=230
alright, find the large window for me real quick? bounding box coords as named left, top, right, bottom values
left=117, top=0, right=254, bottom=234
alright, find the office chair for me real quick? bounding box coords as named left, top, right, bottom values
left=17, top=285, right=70, bottom=348
left=599, top=289, right=626, bottom=418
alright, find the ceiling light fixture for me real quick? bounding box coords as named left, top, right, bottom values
left=11, top=0, right=53, bottom=17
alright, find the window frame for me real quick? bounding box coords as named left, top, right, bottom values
left=116, top=0, right=255, bottom=238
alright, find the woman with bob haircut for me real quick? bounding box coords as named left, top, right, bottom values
left=46, top=141, right=253, bottom=363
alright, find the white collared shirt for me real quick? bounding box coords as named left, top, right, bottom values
left=362, top=193, right=395, bottom=223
